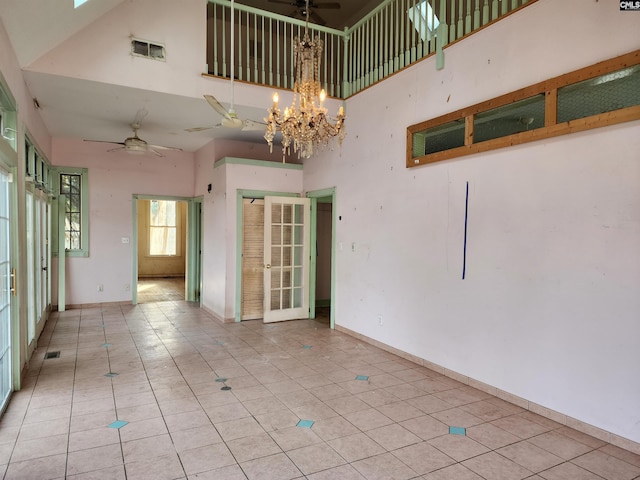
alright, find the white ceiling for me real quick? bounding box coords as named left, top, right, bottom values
left=0, top=0, right=382, bottom=155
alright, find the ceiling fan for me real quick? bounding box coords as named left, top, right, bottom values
left=185, top=95, right=266, bottom=132
left=85, top=109, right=181, bottom=157
left=189, top=0, right=265, bottom=134
left=268, top=0, right=341, bottom=25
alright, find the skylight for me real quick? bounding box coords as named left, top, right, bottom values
left=74, top=0, right=91, bottom=8
left=407, top=0, right=440, bottom=42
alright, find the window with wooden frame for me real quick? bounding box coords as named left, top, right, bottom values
left=407, top=50, right=640, bottom=168
left=149, top=200, right=178, bottom=256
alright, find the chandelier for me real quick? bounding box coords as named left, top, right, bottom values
left=264, top=2, right=345, bottom=160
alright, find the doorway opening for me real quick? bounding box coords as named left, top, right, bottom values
left=313, top=195, right=333, bottom=326
left=136, top=198, right=187, bottom=303
left=307, top=188, right=336, bottom=329
left=132, top=196, right=202, bottom=305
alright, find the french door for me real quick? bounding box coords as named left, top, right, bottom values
left=263, top=196, right=310, bottom=323
left=26, top=188, right=51, bottom=350
left=0, top=166, right=13, bottom=409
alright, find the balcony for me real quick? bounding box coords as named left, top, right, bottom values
left=206, top=0, right=532, bottom=98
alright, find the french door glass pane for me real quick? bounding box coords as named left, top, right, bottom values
left=0, top=169, right=12, bottom=407
left=26, top=192, right=35, bottom=342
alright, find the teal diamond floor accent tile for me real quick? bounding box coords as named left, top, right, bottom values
left=108, top=420, right=128, bottom=429
left=215, top=378, right=227, bottom=383
left=104, top=372, right=119, bottom=377
left=355, top=375, right=369, bottom=381
left=297, top=419, right=314, bottom=428
left=302, top=345, right=312, bottom=349
left=449, top=426, right=466, bottom=435
left=214, top=341, right=224, bottom=346
left=101, top=343, right=112, bottom=348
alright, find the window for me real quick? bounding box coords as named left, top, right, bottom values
left=407, top=50, right=640, bottom=167
left=408, top=0, right=440, bottom=42
left=60, top=173, right=82, bottom=250
left=149, top=200, right=177, bottom=256
left=25, top=136, right=52, bottom=192
left=52, top=167, right=89, bottom=257
left=0, top=76, right=17, bottom=151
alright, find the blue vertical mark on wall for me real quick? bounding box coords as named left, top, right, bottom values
left=462, top=181, right=469, bottom=280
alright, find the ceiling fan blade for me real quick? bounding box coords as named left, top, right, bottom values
left=107, top=146, right=126, bottom=153
left=204, top=95, right=232, bottom=120
left=148, top=148, right=165, bottom=157
left=314, top=2, right=340, bottom=8
left=84, top=139, right=126, bottom=146
left=147, top=144, right=182, bottom=151
left=267, top=0, right=295, bottom=4
left=241, top=119, right=267, bottom=131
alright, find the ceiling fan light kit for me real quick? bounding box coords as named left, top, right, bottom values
left=85, top=109, right=182, bottom=157
left=264, top=0, right=345, bottom=161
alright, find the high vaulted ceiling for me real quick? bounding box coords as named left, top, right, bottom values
left=0, top=0, right=383, bottom=156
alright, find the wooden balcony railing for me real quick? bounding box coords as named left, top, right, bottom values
left=206, top=0, right=532, bottom=99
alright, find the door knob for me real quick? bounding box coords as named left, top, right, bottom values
left=265, top=264, right=271, bottom=269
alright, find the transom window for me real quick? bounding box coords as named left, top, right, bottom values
left=407, top=50, right=640, bottom=167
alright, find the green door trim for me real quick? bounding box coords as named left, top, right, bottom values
left=306, top=187, right=336, bottom=330
left=234, top=189, right=300, bottom=323
left=187, top=197, right=204, bottom=304
left=131, top=194, right=198, bottom=305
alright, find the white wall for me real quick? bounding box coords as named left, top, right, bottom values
left=26, top=0, right=207, bottom=98
left=303, top=0, right=640, bottom=444
left=51, top=138, right=195, bottom=305
left=196, top=157, right=303, bottom=321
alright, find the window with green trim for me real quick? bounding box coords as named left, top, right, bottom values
left=52, top=167, right=89, bottom=257
left=0, top=76, right=17, bottom=151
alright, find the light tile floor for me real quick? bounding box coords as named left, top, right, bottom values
left=1, top=301, right=639, bottom=479
left=137, top=277, right=185, bottom=304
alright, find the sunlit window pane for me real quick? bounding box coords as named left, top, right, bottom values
left=149, top=200, right=177, bottom=256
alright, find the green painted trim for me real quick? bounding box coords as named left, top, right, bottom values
left=207, top=0, right=345, bottom=37
left=214, top=157, right=303, bottom=171
left=132, top=195, right=200, bottom=305
left=186, top=198, right=204, bottom=303
left=235, top=189, right=301, bottom=323
left=234, top=191, right=243, bottom=323
left=57, top=195, right=66, bottom=312
left=131, top=196, right=138, bottom=305
left=51, top=167, right=89, bottom=257
left=308, top=198, right=318, bottom=319
left=306, top=187, right=336, bottom=330
left=5, top=165, right=21, bottom=393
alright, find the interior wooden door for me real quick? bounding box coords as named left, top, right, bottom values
left=241, top=198, right=264, bottom=320
left=263, top=196, right=310, bottom=323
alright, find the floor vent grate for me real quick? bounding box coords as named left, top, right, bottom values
left=44, top=351, right=60, bottom=359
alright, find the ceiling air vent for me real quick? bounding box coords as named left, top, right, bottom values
left=131, top=38, right=165, bottom=61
